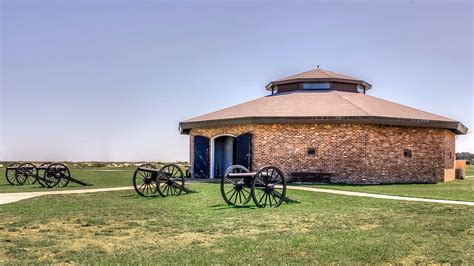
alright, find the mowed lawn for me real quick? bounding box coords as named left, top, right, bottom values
left=0, top=183, right=473, bottom=264
left=0, top=165, right=473, bottom=263
left=1, top=165, right=473, bottom=200
left=309, top=165, right=474, bottom=202
left=1, top=165, right=473, bottom=202
left=0, top=164, right=186, bottom=193
left=0, top=167, right=133, bottom=193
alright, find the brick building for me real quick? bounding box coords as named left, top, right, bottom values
left=179, top=68, right=468, bottom=184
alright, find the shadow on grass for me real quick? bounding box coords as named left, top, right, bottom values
left=122, top=191, right=197, bottom=199
left=209, top=203, right=256, bottom=210
left=122, top=194, right=147, bottom=199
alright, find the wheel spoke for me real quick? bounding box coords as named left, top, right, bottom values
left=258, top=192, right=266, bottom=204
left=232, top=191, right=238, bottom=205
left=173, top=180, right=182, bottom=189
left=228, top=189, right=237, bottom=203
left=272, top=189, right=284, bottom=198
left=256, top=178, right=266, bottom=186
left=270, top=191, right=278, bottom=206
left=172, top=167, right=179, bottom=177
left=224, top=177, right=238, bottom=185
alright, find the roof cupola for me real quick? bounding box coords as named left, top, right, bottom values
left=265, top=68, right=372, bottom=94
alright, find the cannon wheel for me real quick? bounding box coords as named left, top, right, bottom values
left=43, top=163, right=70, bottom=188
left=36, top=162, right=52, bottom=188
left=56, top=165, right=71, bottom=187
left=157, top=164, right=184, bottom=197
left=133, top=163, right=159, bottom=197
left=16, top=163, right=37, bottom=185
left=251, top=165, right=287, bottom=208
left=5, top=163, right=20, bottom=185
left=221, top=165, right=252, bottom=207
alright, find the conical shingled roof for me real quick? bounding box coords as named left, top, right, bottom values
left=179, top=90, right=467, bottom=134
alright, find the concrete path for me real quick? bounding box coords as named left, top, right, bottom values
left=1, top=185, right=473, bottom=206
left=0, top=187, right=134, bottom=205
left=288, top=186, right=474, bottom=206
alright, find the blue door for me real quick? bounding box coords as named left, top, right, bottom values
left=236, top=133, right=252, bottom=170
left=193, top=135, right=209, bottom=178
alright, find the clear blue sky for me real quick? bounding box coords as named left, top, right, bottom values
left=1, top=0, right=473, bottom=162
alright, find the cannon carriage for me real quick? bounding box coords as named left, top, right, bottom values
left=221, top=165, right=288, bottom=208
left=132, top=163, right=294, bottom=207
left=5, top=162, right=91, bottom=188
left=132, top=163, right=193, bottom=197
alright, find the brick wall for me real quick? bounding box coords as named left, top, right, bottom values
left=189, top=123, right=456, bottom=184
left=443, top=130, right=456, bottom=182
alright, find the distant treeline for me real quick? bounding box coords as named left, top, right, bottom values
left=456, top=152, right=474, bottom=164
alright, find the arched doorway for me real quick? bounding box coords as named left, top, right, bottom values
left=211, top=135, right=236, bottom=178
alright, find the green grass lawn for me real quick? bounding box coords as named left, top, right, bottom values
left=0, top=164, right=189, bottom=193
left=308, top=178, right=474, bottom=202
left=1, top=183, right=473, bottom=264
left=2, top=165, right=474, bottom=202
left=307, top=165, right=474, bottom=202
left=0, top=167, right=134, bottom=193
left=467, top=164, right=474, bottom=176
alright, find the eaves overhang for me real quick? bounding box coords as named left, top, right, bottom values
left=179, top=116, right=468, bottom=135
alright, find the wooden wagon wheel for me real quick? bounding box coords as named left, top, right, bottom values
left=221, top=165, right=252, bottom=207
left=43, top=163, right=70, bottom=188
left=56, top=164, right=71, bottom=188
left=16, top=163, right=37, bottom=185
left=251, top=165, right=287, bottom=208
left=157, top=164, right=185, bottom=197
left=5, top=163, right=20, bottom=185
left=36, top=162, right=52, bottom=188
left=133, top=163, right=159, bottom=197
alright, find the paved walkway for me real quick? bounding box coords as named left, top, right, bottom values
left=0, top=187, right=134, bottom=205
left=288, top=186, right=474, bottom=206
left=1, top=185, right=473, bottom=206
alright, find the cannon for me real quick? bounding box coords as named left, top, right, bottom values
left=5, top=162, right=36, bottom=185
left=132, top=163, right=193, bottom=197
left=221, top=165, right=289, bottom=208
left=4, top=162, right=92, bottom=188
